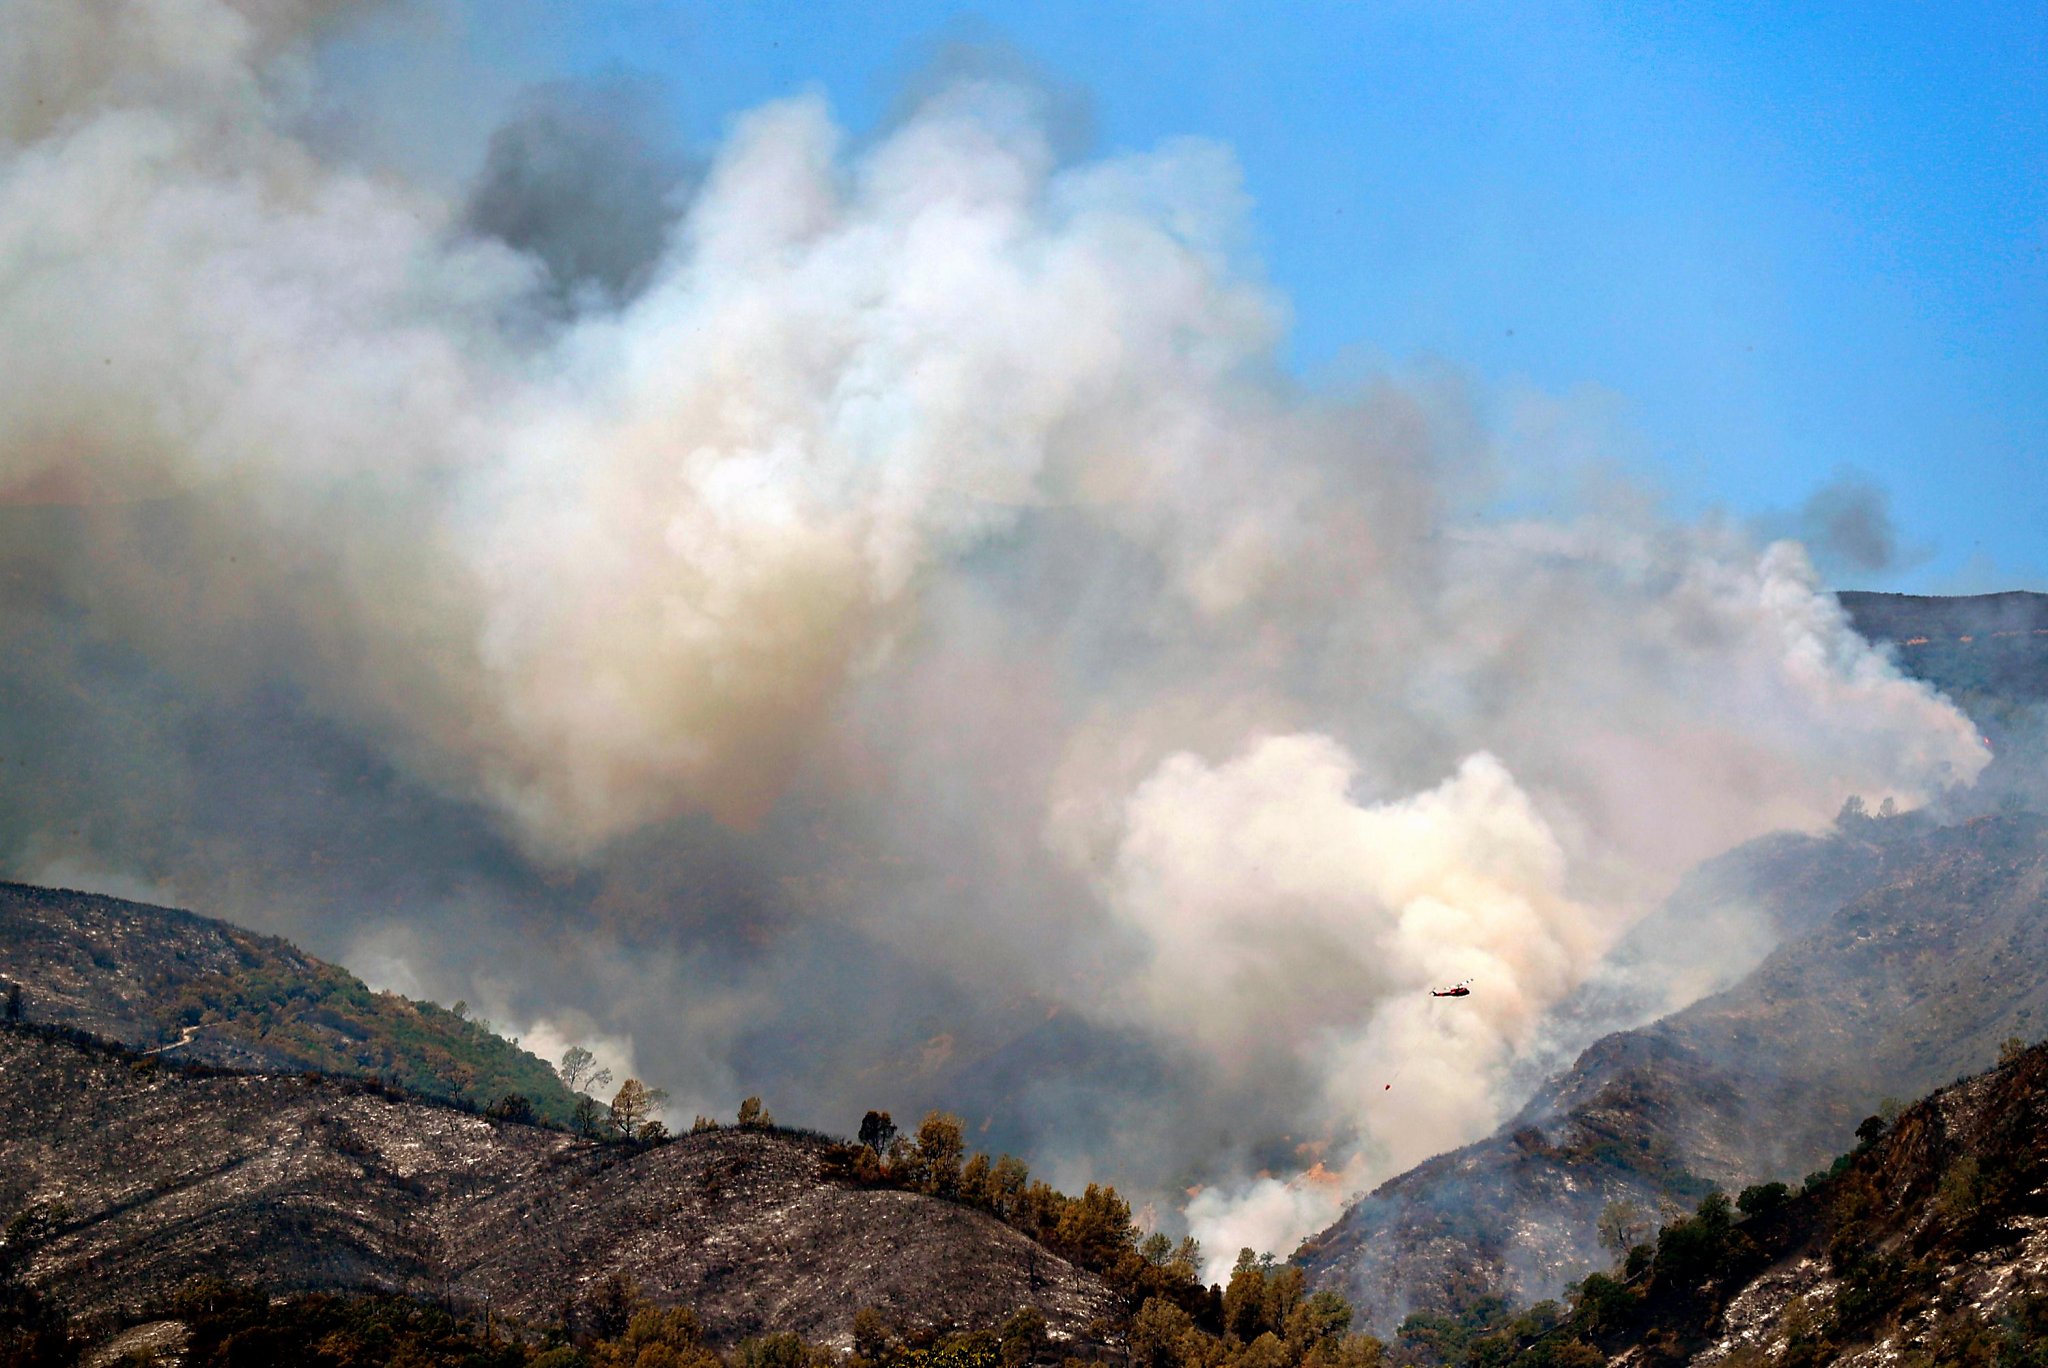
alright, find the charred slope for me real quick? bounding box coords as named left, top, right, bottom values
left=0, top=1024, right=1119, bottom=1348
left=1592, top=1035, right=2048, bottom=1367
left=1510, top=822, right=1922, bottom=1099
left=0, top=880, right=579, bottom=1122
left=1297, top=814, right=2048, bottom=1333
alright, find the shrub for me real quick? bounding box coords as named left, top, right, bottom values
left=733, top=1332, right=812, bottom=1368
left=1570, top=1272, right=1639, bottom=1335
left=1652, top=1193, right=1734, bottom=1290
left=1736, top=1182, right=1789, bottom=1218
left=486, top=1093, right=536, bottom=1124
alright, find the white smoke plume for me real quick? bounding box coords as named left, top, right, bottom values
left=0, top=0, right=1988, bottom=1267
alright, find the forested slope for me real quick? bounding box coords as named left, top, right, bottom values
left=0, top=881, right=580, bottom=1122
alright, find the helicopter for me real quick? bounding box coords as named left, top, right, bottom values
left=1384, top=980, right=1477, bottom=1090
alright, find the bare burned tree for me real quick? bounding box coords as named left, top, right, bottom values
left=558, top=1045, right=611, bottom=1096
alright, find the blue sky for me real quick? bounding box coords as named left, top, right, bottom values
left=350, top=1, right=2046, bottom=591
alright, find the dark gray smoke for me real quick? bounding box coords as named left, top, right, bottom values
left=1792, top=474, right=1916, bottom=578
left=462, top=77, right=695, bottom=311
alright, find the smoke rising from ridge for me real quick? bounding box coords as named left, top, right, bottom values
left=0, top=1, right=1988, bottom=1268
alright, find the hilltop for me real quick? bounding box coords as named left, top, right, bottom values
left=1838, top=590, right=2048, bottom=730
left=1838, top=589, right=2048, bottom=808
left=1836, top=589, right=2048, bottom=648
left=0, top=881, right=582, bottom=1124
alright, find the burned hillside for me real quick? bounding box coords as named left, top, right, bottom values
left=0, top=1023, right=1120, bottom=1350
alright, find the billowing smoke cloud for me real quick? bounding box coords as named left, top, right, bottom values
left=0, top=0, right=1989, bottom=1270
left=1098, top=742, right=1589, bottom=1141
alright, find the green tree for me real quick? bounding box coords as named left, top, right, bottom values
left=911, top=1111, right=967, bottom=1197
left=1050, top=1182, right=1133, bottom=1270
left=1130, top=1297, right=1196, bottom=1368
left=852, top=1307, right=894, bottom=1363
left=1264, top=1266, right=1306, bottom=1333
left=1285, top=1289, right=1354, bottom=1353
left=987, top=1155, right=1030, bottom=1219
left=1652, top=1191, right=1735, bottom=1289
left=1224, top=1249, right=1268, bottom=1340
left=1569, top=1272, right=1639, bottom=1335
left=1310, top=1333, right=1384, bottom=1368
left=485, top=1093, right=536, bottom=1124
left=585, top=1273, right=641, bottom=1341
left=738, top=1095, right=773, bottom=1127
left=1237, top=1332, right=1289, bottom=1368
left=1936, top=1155, right=1986, bottom=1229
left=959, top=1153, right=994, bottom=1208
left=591, top=1304, right=717, bottom=1368
left=733, top=1333, right=814, bottom=1368
left=996, top=1305, right=1046, bottom=1368
left=1737, top=1182, right=1789, bottom=1218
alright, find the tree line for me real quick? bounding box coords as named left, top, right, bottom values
left=819, top=1108, right=1386, bottom=1368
